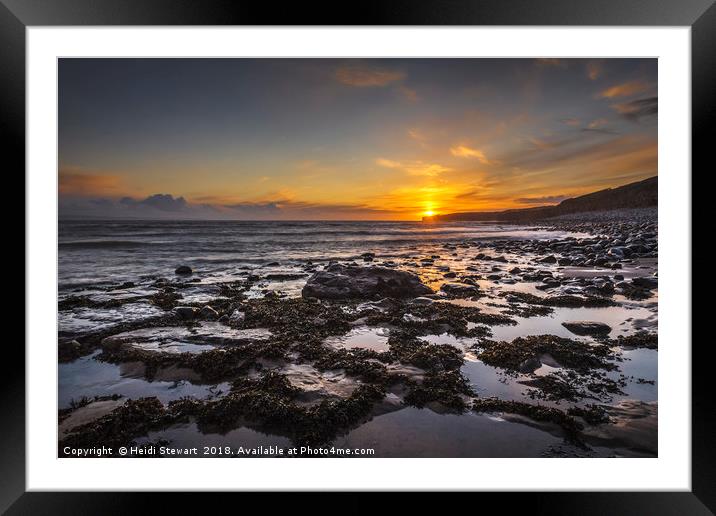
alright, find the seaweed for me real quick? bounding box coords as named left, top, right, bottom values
left=404, top=370, right=473, bottom=411
left=59, top=397, right=174, bottom=455
left=476, top=335, right=616, bottom=373
left=471, top=397, right=584, bottom=442
left=169, top=372, right=386, bottom=446
left=613, top=331, right=657, bottom=349
left=521, top=370, right=626, bottom=403
left=501, top=291, right=617, bottom=308
left=387, top=333, right=464, bottom=372
left=567, top=404, right=612, bottom=425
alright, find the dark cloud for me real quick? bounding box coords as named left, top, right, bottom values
left=611, top=97, right=658, bottom=122
left=61, top=194, right=208, bottom=219
left=120, top=193, right=188, bottom=212
left=59, top=195, right=396, bottom=220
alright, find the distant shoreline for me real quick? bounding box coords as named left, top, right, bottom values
left=424, top=176, right=657, bottom=223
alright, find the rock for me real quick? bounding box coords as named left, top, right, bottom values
left=200, top=305, right=219, bottom=320
left=410, top=297, right=435, bottom=306
left=58, top=339, right=83, bottom=362
left=440, top=283, right=480, bottom=298
left=443, top=271, right=457, bottom=278
left=302, top=264, right=433, bottom=300
left=539, top=255, right=557, bottom=264
left=361, top=252, right=375, bottom=262
left=608, top=247, right=626, bottom=259
left=175, top=265, right=192, bottom=275
left=173, top=306, right=197, bottom=320
left=228, top=309, right=246, bottom=327
left=561, top=321, right=612, bottom=336
left=631, top=276, right=658, bottom=290
left=362, top=298, right=398, bottom=312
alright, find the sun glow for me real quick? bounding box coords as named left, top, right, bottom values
left=423, top=210, right=435, bottom=217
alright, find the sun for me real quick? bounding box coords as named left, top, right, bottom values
left=423, top=210, right=435, bottom=217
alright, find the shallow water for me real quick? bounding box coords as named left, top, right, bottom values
left=490, top=304, right=656, bottom=342
left=58, top=352, right=230, bottom=409
left=332, top=406, right=562, bottom=458
left=324, top=326, right=391, bottom=352
left=137, top=422, right=293, bottom=455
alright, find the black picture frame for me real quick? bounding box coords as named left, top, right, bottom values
left=4, top=0, right=713, bottom=512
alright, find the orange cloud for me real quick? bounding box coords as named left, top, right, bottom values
left=376, top=158, right=450, bottom=177
left=59, top=170, right=124, bottom=197
left=375, top=158, right=402, bottom=169
left=335, top=66, right=405, bottom=87
left=407, top=128, right=426, bottom=141
left=599, top=80, right=650, bottom=99
left=450, top=145, right=490, bottom=164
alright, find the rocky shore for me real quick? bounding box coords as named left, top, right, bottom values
left=58, top=211, right=658, bottom=458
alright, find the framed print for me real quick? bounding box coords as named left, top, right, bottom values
left=4, top=0, right=714, bottom=512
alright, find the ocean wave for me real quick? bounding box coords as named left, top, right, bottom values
left=59, top=240, right=156, bottom=249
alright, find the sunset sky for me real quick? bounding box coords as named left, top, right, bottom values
left=58, top=58, right=657, bottom=220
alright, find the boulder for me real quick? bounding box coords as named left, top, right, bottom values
left=440, top=282, right=480, bottom=298
left=302, top=264, right=433, bottom=300
left=173, top=306, right=197, bottom=320
left=631, top=276, right=658, bottom=290
left=175, top=265, right=193, bottom=275
left=200, top=305, right=219, bottom=320
left=561, top=321, right=612, bottom=336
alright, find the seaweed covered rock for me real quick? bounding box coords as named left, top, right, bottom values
left=440, top=282, right=480, bottom=298
left=302, top=264, right=433, bottom=300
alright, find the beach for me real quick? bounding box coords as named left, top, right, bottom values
left=58, top=208, right=658, bottom=458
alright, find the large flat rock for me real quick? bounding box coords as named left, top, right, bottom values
left=302, top=264, right=433, bottom=300
left=102, top=322, right=272, bottom=354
